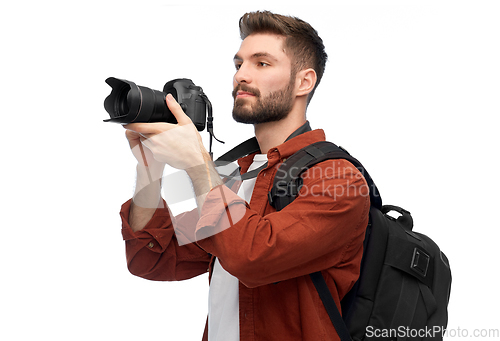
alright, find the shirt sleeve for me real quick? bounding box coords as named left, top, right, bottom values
left=194, top=159, right=370, bottom=289
left=120, top=199, right=211, bottom=281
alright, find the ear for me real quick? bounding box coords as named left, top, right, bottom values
left=295, top=68, right=317, bottom=98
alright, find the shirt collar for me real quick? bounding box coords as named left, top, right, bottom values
left=269, top=129, right=326, bottom=162
left=237, top=128, right=326, bottom=172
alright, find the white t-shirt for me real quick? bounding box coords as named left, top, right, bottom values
left=208, top=154, right=268, bottom=341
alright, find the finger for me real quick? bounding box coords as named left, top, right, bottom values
left=124, top=122, right=173, bottom=135
left=125, top=129, right=141, bottom=148
left=166, top=94, right=192, bottom=125
left=125, top=129, right=139, bottom=139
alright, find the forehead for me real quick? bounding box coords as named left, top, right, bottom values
left=234, top=33, right=289, bottom=62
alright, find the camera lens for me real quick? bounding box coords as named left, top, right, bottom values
left=104, top=77, right=208, bottom=132
left=103, top=77, right=174, bottom=124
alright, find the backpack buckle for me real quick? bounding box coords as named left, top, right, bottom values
left=411, top=247, right=430, bottom=277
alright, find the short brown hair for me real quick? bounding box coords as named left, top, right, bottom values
left=239, top=11, right=328, bottom=103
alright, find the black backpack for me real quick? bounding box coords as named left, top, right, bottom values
left=266, top=141, right=452, bottom=341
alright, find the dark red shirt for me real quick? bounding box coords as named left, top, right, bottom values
left=120, top=129, right=370, bottom=341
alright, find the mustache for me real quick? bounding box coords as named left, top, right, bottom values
left=232, top=85, right=261, bottom=99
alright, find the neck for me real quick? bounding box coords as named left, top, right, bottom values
left=254, top=111, right=306, bottom=154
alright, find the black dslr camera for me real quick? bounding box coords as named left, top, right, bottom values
left=104, top=77, right=223, bottom=154
left=103, top=77, right=208, bottom=131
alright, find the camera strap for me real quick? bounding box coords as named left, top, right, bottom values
left=214, top=121, right=312, bottom=184
left=200, top=93, right=225, bottom=160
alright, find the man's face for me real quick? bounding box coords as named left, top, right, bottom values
left=232, top=33, right=296, bottom=124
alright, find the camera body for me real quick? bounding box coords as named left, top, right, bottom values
left=103, top=77, right=207, bottom=131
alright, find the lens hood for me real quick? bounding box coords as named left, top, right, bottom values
left=103, top=77, right=140, bottom=123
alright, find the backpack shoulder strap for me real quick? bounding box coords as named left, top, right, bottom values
left=268, top=141, right=382, bottom=210
left=310, top=271, right=353, bottom=341
left=267, top=141, right=381, bottom=341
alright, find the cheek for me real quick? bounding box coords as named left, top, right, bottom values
left=262, top=73, right=291, bottom=93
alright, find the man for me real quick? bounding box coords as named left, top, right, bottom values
left=120, top=11, right=370, bottom=341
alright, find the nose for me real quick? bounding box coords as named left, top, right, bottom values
left=234, top=63, right=251, bottom=85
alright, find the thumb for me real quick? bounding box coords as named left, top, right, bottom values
left=166, top=93, right=192, bottom=126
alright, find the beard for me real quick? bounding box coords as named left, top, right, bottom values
left=232, top=77, right=295, bottom=125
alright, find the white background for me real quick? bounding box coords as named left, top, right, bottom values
left=1, top=0, right=499, bottom=340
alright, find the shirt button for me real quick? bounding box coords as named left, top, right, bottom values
left=147, top=242, right=154, bottom=248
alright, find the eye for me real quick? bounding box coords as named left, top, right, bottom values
left=258, top=62, right=270, bottom=67
left=235, top=62, right=242, bottom=70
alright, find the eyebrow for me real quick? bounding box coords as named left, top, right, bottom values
left=233, top=52, right=279, bottom=62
